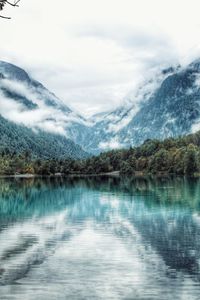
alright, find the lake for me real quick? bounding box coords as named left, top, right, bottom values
left=0, top=176, right=200, bottom=299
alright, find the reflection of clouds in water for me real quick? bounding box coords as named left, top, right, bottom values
left=0, top=211, right=70, bottom=285
left=193, top=213, right=200, bottom=226
left=1, top=214, right=197, bottom=300
left=100, top=195, right=120, bottom=209
left=0, top=177, right=200, bottom=299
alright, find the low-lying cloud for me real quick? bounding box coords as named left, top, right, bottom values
left=0, top=77, right=89, bottom=136
left=1, top=0, right=200, bottom=116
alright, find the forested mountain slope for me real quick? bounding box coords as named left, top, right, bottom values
left=0, top=61, right=89, bottom=159
left=84, top=61, right=200, bottom=153
left=1, top=129, right=200, bottom=176
left=0, top=115, right=88, bottom=159
left=2, top=60, right=200, bottom=155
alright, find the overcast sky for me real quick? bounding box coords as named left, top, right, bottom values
left=1, top=0, right=200, bottom=116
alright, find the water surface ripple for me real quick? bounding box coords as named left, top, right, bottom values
left=0, top=176, right=200, bottom=299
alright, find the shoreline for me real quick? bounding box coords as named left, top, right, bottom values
left=0, top=171, right=120, bottom=179
left=0, top=171, right=198, bottom=179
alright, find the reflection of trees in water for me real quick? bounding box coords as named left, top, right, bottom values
left=0, top=177, right=85, bottom=223
left=90, top=176, right=200, bottom=210
left=0, top=177, right=200, bottom=206
left=1, top=176, right=200, bottom=219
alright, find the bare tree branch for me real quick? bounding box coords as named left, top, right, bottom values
left=0, top=0, right=21, bottom=19
left=0, top=14, right=11, bottom=19
left=5, top=0, right=20, bottom=7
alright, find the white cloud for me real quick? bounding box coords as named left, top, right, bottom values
left=1, top=0, right=200, bottom=115
left=99, top=137, right=125, bottom=150
left=0, top=77, right=90, bottom=136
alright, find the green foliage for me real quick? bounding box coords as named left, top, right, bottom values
left=2, top=129, right=200, bottom=176
left=0, top=115, right=88, bottom=161
left=184, top=144, right=199, bottom=175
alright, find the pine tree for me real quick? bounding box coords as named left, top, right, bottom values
left=184, top=144, right=198, bottom=175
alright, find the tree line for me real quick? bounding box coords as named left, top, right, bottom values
left=1, top=130, right=200, bottom=176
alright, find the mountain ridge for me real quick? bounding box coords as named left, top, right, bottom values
left=80, top=60, right=200, bottom=153
left=1, top=59, right=200, bottom=155
left=0, top=61, right=89, bottom=159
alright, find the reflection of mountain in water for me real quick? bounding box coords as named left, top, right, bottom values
left=0, top=176, right=200, bottom=286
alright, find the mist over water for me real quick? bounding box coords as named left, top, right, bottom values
left=0, top=176, right=200, bottom=299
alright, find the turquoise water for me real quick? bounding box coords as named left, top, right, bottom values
left=0, top=176, right=200, bottom=299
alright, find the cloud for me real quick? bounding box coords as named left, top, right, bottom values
left=0, top=92, right=66, bottom=135
left=75, top=23, right=179, bottom=68
left=99, top=137, right=125, bottom=150
left=77, top=25, right=170, bottom=49
left=0, top=77, right=90, bottom=136
left=1, top=0, right=200, bottom=116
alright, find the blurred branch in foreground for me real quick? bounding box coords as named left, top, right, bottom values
left=0, top=0, right=21, bottom=19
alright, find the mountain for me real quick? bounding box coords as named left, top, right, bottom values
left=0, top=61, right=90, bottom=135
left=79, top=61, right=200, bottom=153
left=0, top=115, right=88, bottom=159
left=0, top=61, right=89, bottom=159
left=2, top=59, right=200, bottom=156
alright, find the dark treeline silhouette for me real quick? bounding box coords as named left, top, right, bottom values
left=1, top=130, right=200, bottom=176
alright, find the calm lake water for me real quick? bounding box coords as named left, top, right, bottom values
left=0, top=176, right=200, bottom=299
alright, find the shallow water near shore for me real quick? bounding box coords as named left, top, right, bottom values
left=0, top=176, right=200, bottom=299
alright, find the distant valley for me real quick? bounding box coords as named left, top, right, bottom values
left=1, top=60, right=200, bottom=157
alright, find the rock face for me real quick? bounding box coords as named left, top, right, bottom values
left=1, top=59, right=200, bottom=155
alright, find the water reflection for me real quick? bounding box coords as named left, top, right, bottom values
left=0, top=176, right=200, bottom=299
